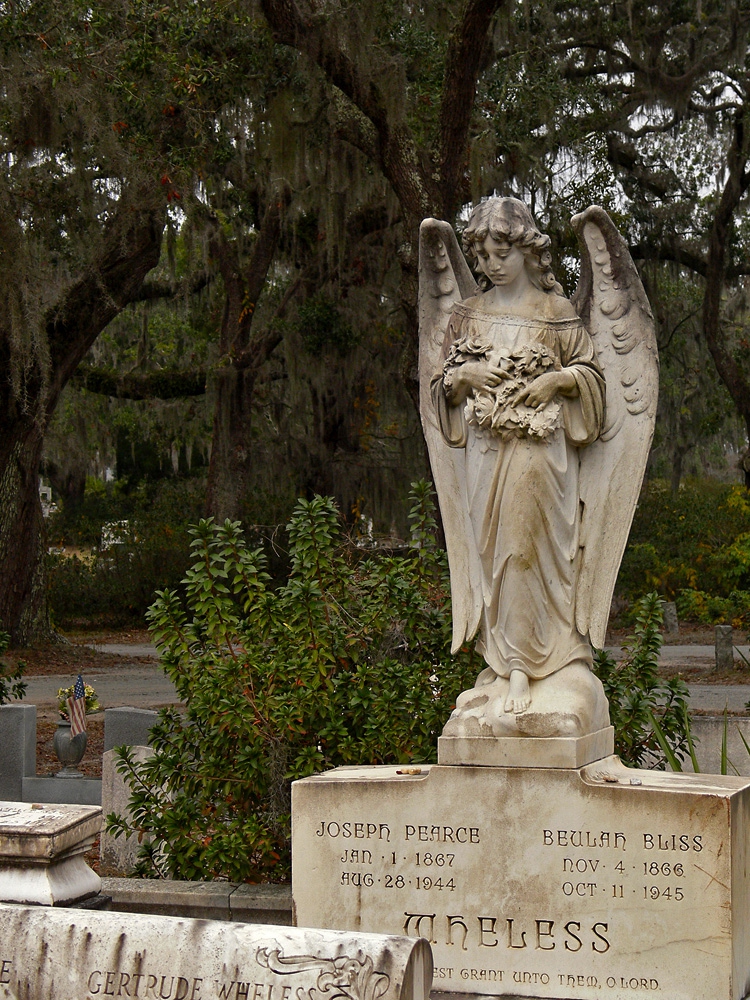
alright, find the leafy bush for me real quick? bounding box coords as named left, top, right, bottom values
left=593, top=593, right=690, bottom=768
left=0, top=631, right=26, bottom=705
left=674, top=588, right=750, bottom=628
left=616, top=479, right=750, bottom=625
left=107, top=484, right=478, bottom=881
left=47, top=477, right=206, bottom=626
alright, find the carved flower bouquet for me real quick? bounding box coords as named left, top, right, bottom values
left=447, top=340, right=564, bottom=441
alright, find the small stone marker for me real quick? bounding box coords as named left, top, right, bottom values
left=662, top=601, right=678, bottom=636
left=100, top=746, right=153, bottom=875
left=0, top=801, right=100, bottom=905
left=715, top=623, right=734, bottom=671
left=293, top=760, right=750, bottom=1000
left=0, top=904, right=432, bottom=1000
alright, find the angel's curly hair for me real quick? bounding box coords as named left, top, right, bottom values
left=462, top=197, right=562, bottom=294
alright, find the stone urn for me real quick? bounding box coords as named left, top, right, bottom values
left=53, top=719, right=87, bottom=777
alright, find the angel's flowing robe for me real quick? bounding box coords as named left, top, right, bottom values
left=432, top=303, right=605, bottom=680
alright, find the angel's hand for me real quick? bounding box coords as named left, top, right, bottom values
left=514, top=370, right=577, bottom=409
left=446, top=359, right=511, bottom=402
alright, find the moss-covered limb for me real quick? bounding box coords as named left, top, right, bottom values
left=259, top=0, right=437, bottom=222
left=72, top=366, right=207, bottom=400
left=46, top=197, right=165, bottom=395
left=130, top=270, right=213, bottom=303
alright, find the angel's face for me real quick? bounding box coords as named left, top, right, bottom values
left=474, top=235, right=528, bottom=289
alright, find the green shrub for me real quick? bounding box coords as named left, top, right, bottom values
left=107, top=484, right=478, bottom=881
left=593, top=593, right=690, bottom=768
left=0, top=631, right=26, bottom=705
left=675, top=588, right=750, bottom=628
left=617, top=479, right=750, bottom=619
left=47, top=478, right=206, bottom=626
left=109, top=500, right=693, bottom=881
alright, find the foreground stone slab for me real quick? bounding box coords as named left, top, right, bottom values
left=0, top=903, right=432, bottom=1000
left=293, top=760, right=750, bottom=1000
left=0, top=801, right=101, bottom=905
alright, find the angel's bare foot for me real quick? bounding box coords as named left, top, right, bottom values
left=504, top=670, right=531, bottom=713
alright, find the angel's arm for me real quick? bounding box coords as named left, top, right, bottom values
left=558, top=323, right=606, bottom=445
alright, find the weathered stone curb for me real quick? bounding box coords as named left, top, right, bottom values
left=100, top=878, right=293, bottom=924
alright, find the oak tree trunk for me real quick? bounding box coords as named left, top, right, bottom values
left=205, top=197, right=287, bottom=522
left=206, top=364, right=257, bottom=522
left=0, top=197, right=163, bottom=643
left=0, top=421, right=49, bottom=645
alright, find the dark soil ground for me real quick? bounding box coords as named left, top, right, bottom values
left=2, top=629, right=154, bottom=677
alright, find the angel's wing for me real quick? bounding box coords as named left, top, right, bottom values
left=571, top=206, right=659, bottom=649
left=418, top=219, right=482, bottom=652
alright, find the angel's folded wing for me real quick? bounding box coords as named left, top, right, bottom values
left=418, top=219, right=482, bottom=652
left=572, top=206, right=659, bottom=649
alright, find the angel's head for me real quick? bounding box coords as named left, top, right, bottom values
left=462, top=198, right=562, bottom=294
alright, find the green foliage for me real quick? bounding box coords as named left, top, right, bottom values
left=47, top=478, right=206, bottom=627
left=107, top=483, right=477, bottom=881
left=675, top=588, right=750, bottom=627
left=617, top=480, right=750, bottom=622
left=593, top=594, right=690, bottom=769
left=296, top=295, right=360, bottom=355
left=0, top=631, right=26, bottom=706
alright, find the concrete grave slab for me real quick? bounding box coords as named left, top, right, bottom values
left=0, top=904, right=432, bottom=1000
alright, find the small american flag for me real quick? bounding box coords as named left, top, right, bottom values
left=67, top=674, right=87, bottom=739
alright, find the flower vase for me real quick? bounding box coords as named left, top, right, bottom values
left=53, top=719, right=87, bottom=777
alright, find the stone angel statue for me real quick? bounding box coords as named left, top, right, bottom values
left=419, top=198, right=657, bottom=740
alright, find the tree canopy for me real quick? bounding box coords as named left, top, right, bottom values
left=3, top=0, right=750, bottom=640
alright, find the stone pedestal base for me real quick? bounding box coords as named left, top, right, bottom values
left=438, top=727, right=614, bottom=768
left=0, top=802, right=101, bottom=905
left=292, top=759, right=750, bottom=1000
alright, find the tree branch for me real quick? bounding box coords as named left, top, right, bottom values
left=331, top=90, right=379, bottom=162
left=629, top=243, right=708, bottom=277
left=438, top=0, right=507, bottom=217
left=45, top=191, right=165, bottom=410
left=259, top=0, right=435, bottom=221
left=72, top=365, right=207, bottom=399
left=130, top=269, right=213, bottom=303
left=702, top=112, right=750, bottom=444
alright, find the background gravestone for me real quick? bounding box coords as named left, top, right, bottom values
left=100, top=746, right=154, bottom=876
left=662, top=602, right=678, bottom=636
left=0, top=706, right=36, bottom=802
left=104, top=707, right=158, bottom=752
